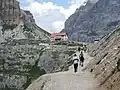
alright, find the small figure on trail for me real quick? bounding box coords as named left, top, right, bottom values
left=78, top=47, right=81, bottom=52
left=79, top=51, right=84, bottom=67
left=80, top=51, right=83, bottom=56
left=73, top=54, right=79, bottom=73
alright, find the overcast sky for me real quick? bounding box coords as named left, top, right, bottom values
left=19, top=0, right=87, bottom=33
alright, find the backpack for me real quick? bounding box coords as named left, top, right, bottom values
left=80, top=56, right=84, bottom=62
left=74, top=59, right=79, bottom=64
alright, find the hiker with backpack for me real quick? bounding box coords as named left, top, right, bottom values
left=73, top=54, right=79, bottom=73
left=79, top=51, right=84, bottom=67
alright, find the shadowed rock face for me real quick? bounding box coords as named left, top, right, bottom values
left=88, top=27, right=120, bottom=90
left=63, top=0, right=120, bottom=43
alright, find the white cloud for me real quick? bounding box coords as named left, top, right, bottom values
left=20, top=0, right=87, bottom=33
left=52, top=21, right=65, bottom=32
left=69, top=0, right=87, bottom=5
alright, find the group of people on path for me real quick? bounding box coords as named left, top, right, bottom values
left=73, top=47, right=85, bottom=73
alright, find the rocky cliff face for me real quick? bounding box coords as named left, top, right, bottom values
left=0, top=0, right=51, bottom=90
left=0, top=0, right=50, bottom=42
left=63, top=0, right=120, bottom=43
left=0, top=42, right=46, bottom=90
left=87, top=27, right=120, bottom=90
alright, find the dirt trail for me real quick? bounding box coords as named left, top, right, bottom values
left=26, top=52, right=98, bottom=90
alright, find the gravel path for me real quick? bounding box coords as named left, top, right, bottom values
left=26, top=52, right=98, bottom=90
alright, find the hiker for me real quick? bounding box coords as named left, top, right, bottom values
left=80, top=51, right=83, bottom=56
left=73, top=54, right=79, bottom=73
left=79, top=51, right=84, bottom=67
left=78, top=47, right=81, bottom=52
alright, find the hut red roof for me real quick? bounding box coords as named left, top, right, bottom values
left=51, top=33, right=66, bottom=36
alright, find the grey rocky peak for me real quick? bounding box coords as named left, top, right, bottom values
left=63, top=0, right=120, bottom=42
left=0, top=0, right=50, bottom=43
left=0, top=0, right=20, bottom=25
left=21, top=10, right=35, bottom=24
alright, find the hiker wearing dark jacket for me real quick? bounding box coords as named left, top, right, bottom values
left=78, top=47, right=81, bottom=52
left=79, top=51, right=84, bottom=67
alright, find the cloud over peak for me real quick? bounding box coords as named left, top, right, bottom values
left=20, top=0, right=87, bottom=33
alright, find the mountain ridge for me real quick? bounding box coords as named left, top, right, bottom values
left=0, top=0, right=50, bottom=43
left=63, top=0, right=120, bottom=42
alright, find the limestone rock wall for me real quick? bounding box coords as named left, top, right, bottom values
left=0, top=0, right=20, bottom=25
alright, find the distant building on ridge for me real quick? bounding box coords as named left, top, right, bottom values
left=50, top=33, right=68, bottom=41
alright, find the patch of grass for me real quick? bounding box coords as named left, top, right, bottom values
left=29, top=66, right=46, bottom=77
left=24, top=49, right=46, bottom=89
left=23, top=67, right=46, bottom=89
